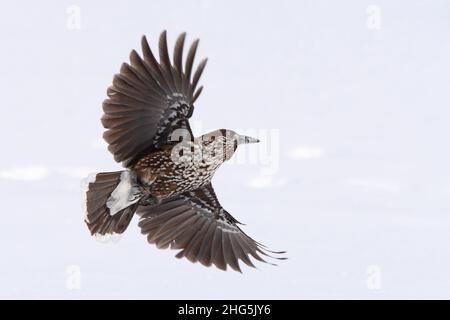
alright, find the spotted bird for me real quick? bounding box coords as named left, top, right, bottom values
left=84, top=31, right=286, bottom=271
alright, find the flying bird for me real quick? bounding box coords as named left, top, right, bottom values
left=84, top=31, right=286, bottom=272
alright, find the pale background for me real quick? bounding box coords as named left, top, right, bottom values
left=1, top=0, right=450, bottom=299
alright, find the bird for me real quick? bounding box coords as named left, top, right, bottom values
left=84, top=30, right=286, bottom=272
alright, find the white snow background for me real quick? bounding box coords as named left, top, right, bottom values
left=1, top=0, right=450, bottom=299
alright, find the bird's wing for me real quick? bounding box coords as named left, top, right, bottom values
left=137, top=183, right=286, bottom=272
left=102, top=31, right=207, bottom=167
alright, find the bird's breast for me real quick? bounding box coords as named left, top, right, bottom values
left=133, top=147, right=223, bottom=200
left=149, top=160, right=218, bottom=198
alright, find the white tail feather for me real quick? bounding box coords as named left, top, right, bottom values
left=106, top=171, right=141, bottom=216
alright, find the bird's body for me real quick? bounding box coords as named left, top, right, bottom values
left=132, top=133, right=225, bottom=200
left=84, top=31, right=285, bottom=271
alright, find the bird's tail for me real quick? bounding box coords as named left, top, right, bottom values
left=84, top=170, right=142, bottom=237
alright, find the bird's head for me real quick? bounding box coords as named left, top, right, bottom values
left=199, top=129, right=259, bottom=163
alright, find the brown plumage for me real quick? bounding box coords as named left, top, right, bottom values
left=84, top=31, right=286, bottom=272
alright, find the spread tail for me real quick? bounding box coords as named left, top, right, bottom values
left=84, top=170, right=141, bottom=236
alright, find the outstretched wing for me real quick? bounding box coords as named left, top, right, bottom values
left=137, top=183, right=286, bottom=272
left=102, top=31, right=207, bottom=167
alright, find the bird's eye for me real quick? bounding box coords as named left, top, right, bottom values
left=234, top=139, right=238, bottom=151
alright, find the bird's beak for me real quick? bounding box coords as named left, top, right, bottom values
left=238, top=135, right=260, bottom=144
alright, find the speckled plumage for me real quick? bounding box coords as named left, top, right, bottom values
left=84, top=31, right=286, bottom=272
left=132, top=134, right=233, bottom=200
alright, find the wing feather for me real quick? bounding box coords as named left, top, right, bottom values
left=137, top=183, right=286, bottom=272
left=102, top=31, right=207, bottom=166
